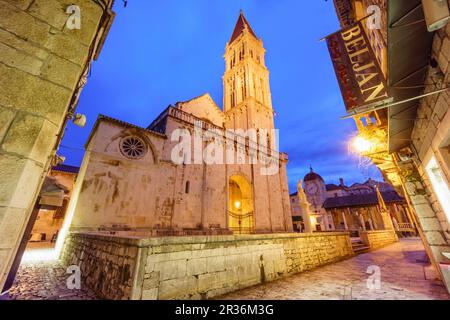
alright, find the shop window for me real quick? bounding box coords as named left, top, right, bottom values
left=426, top=156, right=450, bottom=222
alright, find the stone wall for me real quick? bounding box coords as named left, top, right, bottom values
left=407, top=7, right=450, bottom=289
left=0, top=0, right=114, bottom=290
left=61, top=232, right=354, bottom=300
left=60, top=232, right=140, bottom=300
left=360, top=230, right=398, bottom=250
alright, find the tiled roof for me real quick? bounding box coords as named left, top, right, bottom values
left=98, top=115, right=166, bottom=137
left=323, top=191, right=404, bottom=209
left=326, top=183, right=342, bottom=191
left=229, top=11, right=258, bottom=44
left=52, top=164, right=79, bottom=174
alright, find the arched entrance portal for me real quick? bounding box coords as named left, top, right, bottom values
left=228, top=175, right=255, bottom=234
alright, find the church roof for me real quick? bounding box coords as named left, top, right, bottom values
left=323, top=191, right=404, bottom=209
left=229, top=11, right=258, bottom=44
left=326, top=183, right=342, bottom=191
left=52, top=164, right=79, bottom=174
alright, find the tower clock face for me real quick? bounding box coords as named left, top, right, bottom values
left=306, top=183, right=318, bottom=195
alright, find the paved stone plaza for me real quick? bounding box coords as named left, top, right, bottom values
left=1, top=261, right=97, bottom=300
left=1, top=238, right=449, bottom=300
left=219, top=238, right=450, bottom=300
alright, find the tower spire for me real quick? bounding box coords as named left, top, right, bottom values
left=229, top=10, right=258, bottom=44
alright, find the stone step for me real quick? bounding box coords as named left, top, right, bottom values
left=352, top=244, right=370, bottom=253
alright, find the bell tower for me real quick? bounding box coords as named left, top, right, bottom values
left=223, top=11, right=274, bottom=131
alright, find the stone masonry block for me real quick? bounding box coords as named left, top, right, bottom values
left=3, top=0, right=33, bottom=10
left=0, top=28, right=48, bottom=60
left=438, top=36, right=450, bottom=73
left=27, top=0, right=67, bottom=29
left=425, top=231, right=447, bottom=245
left=415, top=203, right=438, bottom=218
left=0, top=206, right=27, bottom=250
left=141, top=288, right=158, bottom=300
left=2, top=113, right=58, bottom=164
left=187, top=258, right=207, bottom=276
left=41, top=54, right=82, bottom=89
left=158, top=276, right=197, bottom=300
left=0, top=248, right=12, bottom=289
left=0, top=42, right=44, bottom=75
left=43, top=32, right=89, bottom=66
left=0, top=63, right=71, bottom=124
left=0, top=106, right=15, bottom=143
left=0, top=154, right=44, bottom=209
left=206, top=256, right=225, bottom=273
left=434, top=95, right=449, bottom=121
left=0, top=1, right=51, bottom=44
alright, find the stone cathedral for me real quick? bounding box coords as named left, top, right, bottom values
left=68, top=12, right=293, bottom=235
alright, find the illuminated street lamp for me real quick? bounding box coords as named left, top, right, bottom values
left=352, top=136, right=372, bottom=153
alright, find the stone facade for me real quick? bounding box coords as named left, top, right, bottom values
left=400, top=7, right=450, bottom=288
left=359, top=230, right=398, bottom=250
left=0, top=0, right=114, bottom=291
left=61, top=231, right=354, bottom=300
left=29, top=165, right=78, bottom=244
left=66, top=12, right=293, bottom=236
left=290, top=170, right=415, bottom=236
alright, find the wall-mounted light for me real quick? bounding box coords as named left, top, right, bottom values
left=234, top=200, right=241, bottom=210
left=72, top=113, right=87, bottom=128
left=422, top=0, right=450, bottom=32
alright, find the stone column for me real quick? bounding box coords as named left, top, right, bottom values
left=323, top=212, right=330, bottom=231
left=358, top=213, right=366, bottom=231
left=0, top=0, right=115, bottom=291
left=381, top=211, right=395, bottom=230
left=341, top=210, right=348, bottom=230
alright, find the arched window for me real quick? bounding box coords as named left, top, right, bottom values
left=185, top=181, right=190, bottom=194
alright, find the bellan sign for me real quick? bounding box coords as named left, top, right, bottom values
left=326, top=22, right=390, bottom=113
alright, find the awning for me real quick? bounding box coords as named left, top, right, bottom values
left=387, top=0, right=434, bottom=152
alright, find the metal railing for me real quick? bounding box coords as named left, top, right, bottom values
left=396, top=223, right=415, bottom=232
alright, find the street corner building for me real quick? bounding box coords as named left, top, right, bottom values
left=0, top=0, right=115, bottom=295
left=328, top=0, right=450, bottom=293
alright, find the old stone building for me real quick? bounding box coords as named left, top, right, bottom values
left=28, top=164, right=79, bottom=247
left=0, top=0, right=115, bottom=293
left=66, top=12, right=293, bottom=236
left=329, top=0, right=450, bottom=291
left=290, top=168, right=415, bottom=235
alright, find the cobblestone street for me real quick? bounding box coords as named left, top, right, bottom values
left=1, top=261, right=97, bottom=300
left=219, top=238, right=450, bottom=300
left=1, top=238, right=449, bottom=300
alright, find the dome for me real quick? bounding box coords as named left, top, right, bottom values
left=304, top=167, right=324, bottom=182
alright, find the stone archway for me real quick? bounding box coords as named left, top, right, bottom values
left=228, top=174, right=254, bottom=234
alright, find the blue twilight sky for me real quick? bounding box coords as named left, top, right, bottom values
left=60, top=0, right=382, bottom=192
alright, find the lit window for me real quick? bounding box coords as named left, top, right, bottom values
left=426, top=156, right=450, bottom=222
